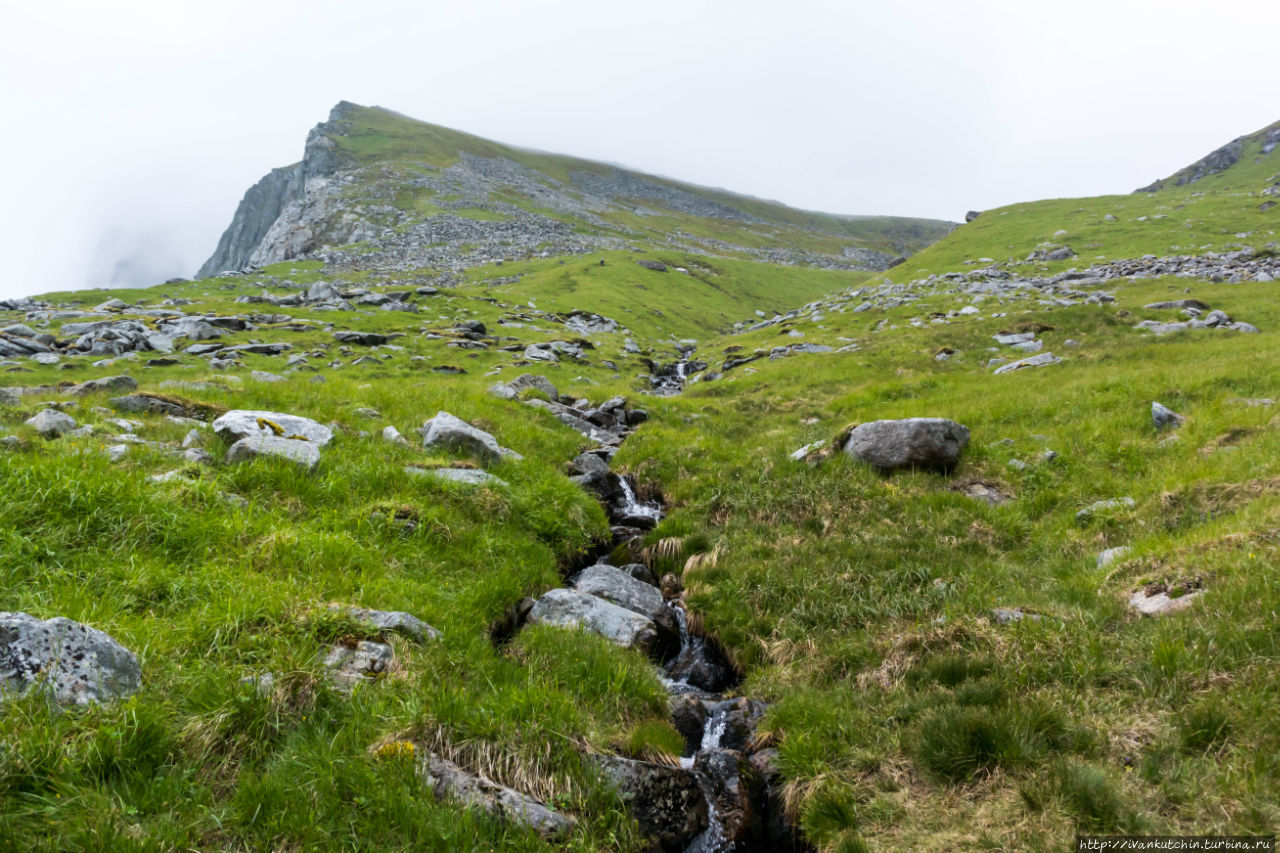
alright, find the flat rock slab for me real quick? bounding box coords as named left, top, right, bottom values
left=1076, top=497, right=1136, bottom=522
left=844, top=418, right=969, bottom=473
left=527, top=588, right=659, bottom=655
left=419, top=753, right=574, bottom=840
left=226, top=435, right=321, bottom=470
left=993, top=352, right=1062, bottom=374
left=329, top=605, right=441, bottom=641
left=334, top=331, right=389, bottom=346
left=955, top=480, right=1013, bottom=506
left=213, top=410, right=334, bottom=446
left=406, top=466, right=508, bottom=488
left=574, top=564, right=678, bottom=640
left=0, top=612, right=140, bottom=706
left=1129, top=588, right=1204, bottom=616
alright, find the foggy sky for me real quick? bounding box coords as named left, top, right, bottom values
left=2, top=0, right=1278, bottom=300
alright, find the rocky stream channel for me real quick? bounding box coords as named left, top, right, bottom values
left=487, top=375, right=808, bottom=852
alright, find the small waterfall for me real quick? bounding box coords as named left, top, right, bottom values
left=617, top=477, right=663, bottom=524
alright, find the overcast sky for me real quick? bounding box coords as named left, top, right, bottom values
left=2, top=0, right=1278, bottom=299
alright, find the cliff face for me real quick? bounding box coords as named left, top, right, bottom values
left=196, top=104, right=352, bottom=277
left=197, top=101, right=955, bottom=279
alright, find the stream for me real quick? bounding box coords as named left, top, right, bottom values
left=496, top=385, right=809, bottom=852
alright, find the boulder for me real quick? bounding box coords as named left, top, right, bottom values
left=0, top=612, right=140, bottom=706
left=307, top=281, right=342, bottom=301
left=574, top=564, right=679, bottom=646
left=212, top=410, right=334, bottom=446
left=25, top=408, right=77, bottom=438
left=419, top=753, right=574, bottom=840
left=487, top=373, right=558, bottom=401
left=418, top=411, right=503, bottom=465
left=568, top=452, right=623, bottom=502
left=1152, top=401, right=1186, bottom=431
left=593, top=754, right=707, bottom=850
left=226, top=435, right=322, bottom=470
left=527, top=588, right=659, bottom=654
left=843, top=418, right=969, bottom=474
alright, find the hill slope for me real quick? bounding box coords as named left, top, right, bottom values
left=198, top=102, right=954, bottom=279
left=1, top=112, right=1278, bottom=852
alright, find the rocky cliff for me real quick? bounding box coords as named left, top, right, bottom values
left=196, top=103, right=352, bottom=277
left=197, top=102, right=954, bottom=278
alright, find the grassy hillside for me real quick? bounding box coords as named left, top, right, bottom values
left=4, top=117, right=1280, bottom=851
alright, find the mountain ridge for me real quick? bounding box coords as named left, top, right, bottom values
left=198, top=101, right=954, bottom=279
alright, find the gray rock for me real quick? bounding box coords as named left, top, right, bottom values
left=69, top=375, right=138, bottom=396
left=527, top=588, right=659, bottom=654
left=991, top=608, right=1041, bottom=625
left=487, top=373, right=558, bottom=401
left=1076, top=497, right=1136, bottom=522
left=418, top=411, right=504, bottom=465
left=322, top=640, right=393, bottom=689
left=25, top=408, right=77, bottom=438
left=568, top=452, right=623, bottom=502
left=993, top=352, right=1063, bottom=374
left=574, top=564, right=678, bottom=641
left=789, top=439, right=827, bottom=461
left=382, top=425, right=410, bottom=447
left=1129, top=587, right=1203, bottom=616
left=212, top=410, right=334, bottom=446
left=308, top=281, right=342, bottom=301
left=1145, top=299, right=1210, bottom=311
left=225, top=435, right=321, bottom=470
left=1097, top=546, right=1131, bottom=569
left=419, top=753, right=574, bottom=840
left=1152, top=401, right=1186, bottom=431
left=592, top=754, right=707, bottom=849
left=0, top=612, right=140, bottom=706
left=328, top=605, right=441, bottom=641
left=843, top=418, right=969, bottom=474
left=333, top=331, right=389, bottom=346
left=406, top=466, right=508, bottom=488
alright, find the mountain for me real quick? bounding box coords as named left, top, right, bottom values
left=1136, top=118, right=1280, bottom=193
left=3, top=110, right=1280, bottom=852
left=198, top=101, right=954, bottom=279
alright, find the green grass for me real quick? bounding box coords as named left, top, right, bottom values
left=5, top=129, right=1280, bottom=848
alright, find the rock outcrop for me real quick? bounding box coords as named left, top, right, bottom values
left=0, top=612, right=140, bottom=706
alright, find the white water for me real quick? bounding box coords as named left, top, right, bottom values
left=617, top=477, right=663, bottom=522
